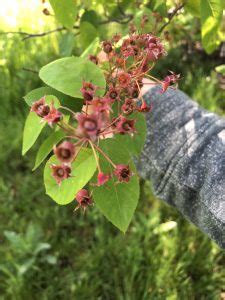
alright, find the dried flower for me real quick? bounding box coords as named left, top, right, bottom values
left=31, top=97, right=50, bottom=118
left=114, top=164, right=133, bottom=183
left=75, top=189, right=93, bottom=211
left=50, top=164, right=71, bottom=185
left=116, top=116, right=136, bottom=135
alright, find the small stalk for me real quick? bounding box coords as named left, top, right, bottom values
left=89, top=140, right=101, bottom=172
left=93, top=143, right=116, bottom=168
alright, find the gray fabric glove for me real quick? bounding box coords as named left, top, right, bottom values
left=137, top=86, right=225, bottom=249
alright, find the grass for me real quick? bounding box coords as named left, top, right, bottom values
left=0, top=32, right=225, bottom=300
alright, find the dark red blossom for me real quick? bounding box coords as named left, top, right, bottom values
left=43, top=102, right=62, bottom=127
left=50, top=164, right=71, bottom=185
left=75, top=189, right=93, bottom=211
left=121, top=99, right=135, bottom=115
left=54, top=141, right=75, bottom=163
left=80, top=81, right=97, bottom=102
left=102, top=41, right=113, bottom=53
left=31, top=97, right=50, bottom=118
left=114, top=164, right=133, bottom=183
left=97, top=172, right=110, bottom=186
left=116, top=116, right=136, bottom=135
left=76, top=113, right=102, bottom=140
left=107, top=86, right=119, bottom=101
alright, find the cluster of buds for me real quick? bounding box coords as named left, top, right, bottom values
left=31, top=30, right=179, bottom=211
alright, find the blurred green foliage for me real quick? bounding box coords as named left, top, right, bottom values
left=1, top=1, right=225, bottom=299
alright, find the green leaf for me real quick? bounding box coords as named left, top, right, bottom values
left=186, top=0, right=200, bottom=17
left=39, top=57, right=106, bottom=98
left=92, top=139, right=140, bottom=232
left=80, top=22, right=99, bottom=49
left=44, top=148, right=97, bottom=205
left=22, top=95, right=60, bottom=156
left=115, top=113, right=147, bottom=157
left=49, top=0, right=77, bottom=29
left=33, top=131, right=65, bottom=171
left=80, top=37, right=100, bottom=58
left=200, top=0, right=223, bottom=53
left=24, top=87, right=82, bottom=112
left=148, top=0, right=167, bottom=17
left=80, top=10, right=100, bottom=28
left=59, top=32, right=75, bottom=57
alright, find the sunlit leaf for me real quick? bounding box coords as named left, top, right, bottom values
left=92, top=139, right=139, bottom=232
left=49, top=0, right=77, bottom=29
left=44, top=148, right=97, bottom=205
left=200, top=0, right=223, bottom=53
left=33, top=130, right=65, bottom=171
left=39, top=57, right=106, bottom=98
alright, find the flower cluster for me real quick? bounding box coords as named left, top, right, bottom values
left=31, top=31, right=179, bottom=211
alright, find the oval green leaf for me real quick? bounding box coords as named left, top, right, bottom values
left=92, top=139, right=140, bottom=233
left=33, top=130, right=65, bottom=171
left=44, top=148, right=97, bottom=205
left=49, top=0, right=77, bottom=29
left=39, top=57, right=106, bottom=98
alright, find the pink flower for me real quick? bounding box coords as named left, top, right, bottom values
left=97, top=172, right=110, bottom=186
left=114, top=164, right=133, bottom=183
left=75, top=189, right=93, bottom=211
left=54, top=141, right=75, bottom=163
left=50, top=164, right=71, bottom=185
left=43, top=102, right=62, bottom=127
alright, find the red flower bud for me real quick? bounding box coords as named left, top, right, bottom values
left=31, top=97, right=50, bottom=118
left=114, top=164, right=133, bottom=183
left=54, top=141, right=75, bottom=163
left=75, top=189, right=93, bottom=211
left=50, top=164, right=71, bottom=185
left=97, top=172, right=110, bottom=186
left=138, top=101, right=152, bottom=113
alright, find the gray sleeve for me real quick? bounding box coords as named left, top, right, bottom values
left=137, top=86, right=225, bottom=249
